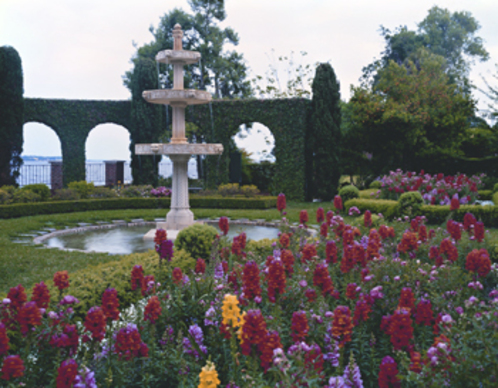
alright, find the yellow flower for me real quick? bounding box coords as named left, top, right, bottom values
left=221, top=294, right=241, bottom=326
left=198, top=360, right=221, bottom=388
left=237, top=311, right=246, bottom=342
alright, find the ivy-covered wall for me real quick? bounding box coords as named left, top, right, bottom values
left=23, top=98, right=132, bottom=186
left=22, top=97, right=309, bottom=200
left=188, top=98, right=310, bottom=200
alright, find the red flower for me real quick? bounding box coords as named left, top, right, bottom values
left=340, top=245, right=356, bottom=274
left=446, top=220, right=462, bottom=241
left=101, top=288, right=120, bottom=321
left=353, top=243, right=367, bottom=268
left=388, top=308, right=414, bottom=350
left=219, top=216, right=229, bottom=235
left=50, top=325, right=79, bottom=356
left=1, top=355, right=24, bottom=381
left=144, top=295, right=162, bottom=324
left=299, top=210, right=309, bottom=226
left=301, top=243, right=317, bottom=263
left=367, top=228, right=381, bottom=260
left=267, top=259, right=286, bottom=303
left=463, top=213, right=476, bottom=232
left=320, top=222, right=328, bottom=238
left=364, top=210, right=372, bottom=227
left=84, top=306, right=106, bottom=341
left=130, top=265, right=144, bottom=291
left=56, top=359, right=78, bottom=388
left=172, top=268, right=183, bottom=285
left=474, top=221, right=485, bottom=242
left=353, top=296, right=372, bottom=326
left=240, top=310, right=267, bottom=355
left=345, top=283, right=358, bottom=300
left=326, top=210, right=334, bottom=223
left=313, top=264, right=334, bottom=296
left=114, top=324, right=147, bottom=360
left=465, top=249, right=491, bottom=277
left=291, top=311, right=309, bottom=343
left=277, top=193, right=286, bottom=212
left=439, top=238, right=458, bottom=263
left=342, top=228, right=354, bottom=246
left=228, top=270, right=239, bottom=291
left=450, top=197, right=460, bottom=211
left=30, top=281, right=50, bottom=309
left=195, top=258, right=206, bottom=274
left=238, top=233, right=247, bottom=249
left=280, top=249, right=295, bottom=275
left=7, top=284, right=27, bottom=312
left=279, top=233, right=290, bottom=248
left=378, top=356, right=400, bottom=388
left=154, top=228, right=167, bottom=245
left=259, top=330, right=282, bottom=372
left=418, top=225, right=427, bottom=243
left=18, top=301, right=42, bottom=335
left=409, top=351, right=422, bottom=373
left=398, top=287, right=415, bottom=311
left=316, top=207, right=325, bottom=223
left=305, top=288, right=317, bottom=303
left=242, top=261, right=261, bottom=301
left=0, top=323, right=10, bottom=355
left=142, top=274, right=155, bottom=296
left=325, top=240, right=337, bottom=264
left=414, top=300, right=433, bottom=326
left=333, top=195, right=343, bottom=211
left=379, top=225, right=390, bottom=240
left=53, top=271, right=70, bottom=291
left=397, top=231, right=418, bottom=253
left=331, top=306, right=353, bottom=347
left=304, top=344, right=324, bottom=376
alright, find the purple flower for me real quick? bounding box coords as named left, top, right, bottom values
left=299, top=280, right=308, bottom=288
left=74, top=366, right=97, bottom=388
left=60, top=295, right=80, bottom=305
left=455, top=306, right=464, bottom=315
left=157, top=239, right=174, bottom=261
left=183, top=324, right=207, bottom=358
left=2, top=298, right=11, bottom=305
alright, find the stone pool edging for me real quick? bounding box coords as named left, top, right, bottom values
left=31, top=219, right=293, bottom=254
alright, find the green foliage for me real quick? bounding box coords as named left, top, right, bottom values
left=344, top=198, right=399, bottom=220
left=118, top=185, right=153, bottom=198
left=369, top=180, right=382, bottom=189
left=21, top=184, right=50, bottom=201
left=246, top=238, right=275, bottom=258
left=90, top=186, right=118, bottom=198
left=217, top=183, right=259, bottom=197
left=11, top=189, right=41, bottom=203
left=67, top=180, right=95, bottom=199
left=398, top=191, right=424, bottom=217
left=339, top=185, right=360, bottom=202
left=52, top=188, right=80, bottom=201
left=306, top=63, right=342, bottom=201
left=175, top=223, right=217, bottom=260
left=347, top=49, right=474, bottom=176
left=0, top=46, right=23, bottom=186
left=478, top=190, right=492, bottom=200
left=0, top=189, right=9, bottom=204
left=493, top=183, right=498, bottom=193
left=244, top=160, right=276, bottom=194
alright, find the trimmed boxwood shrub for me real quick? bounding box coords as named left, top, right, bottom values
left=398, top=191, right=424, bottom=217
left=344, top=198, right=399, bottom=220
left=478, top=190, right=493, bottom=201
left=339, top=185, right=360, bottom=202
left=175, top=223, right=218, bottom=260
left=21, top=184, right=51, bottom=201
left=369, top=180, right=382, bottom=189
left=0, top=196, right=277, bottom=219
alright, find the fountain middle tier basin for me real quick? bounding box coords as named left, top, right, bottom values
left=155, top=49, right=201, bottom=65
left=135, top=143, right=223, bottom=155
left=142, top=89, right=211, bottom=105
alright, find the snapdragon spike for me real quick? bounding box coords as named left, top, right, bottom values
left=331, top=306, right=353, bottom=347
left=279, top=233, right=290, bottom=248
left=115, top=324, right=148, bottom=360
left=326, top=240, right=338, bottom=264
left=397, top=231, right=418, bottom=253
left=0, top=323, right=10, bottom=355
left=378, top=356, right=400, bottom=388
left=465, top=249, right=491, bottom=277
left=281, top=249, right=295, bottom=275
left=301, top=243, right=317, bottom=263
left=334, top=195, right=343, bottom=211
left=259, top=330, right=282, bottom=371
left=144, top=296, right=162, bottom=324
left=398, top=287, right=415, bottom=311
left=313, top=264, right=334, bottom=296
left=31, top=281, right=50, bottom=309
left=130, top=265, right=144, bottom=291
left=101, top=288, right=120, bottom=321
left=56, top=359, right=78, bottom=388
left=364, top=210, right=372, bottom=227
left=18, top=301, right=42, bottom=336
left=1, top=355, right=25, bottom=381
left=53, top=271, right=70, bottom=291
left=172, top=268, right=183, bottom=285
left=219, top=216, right=229, bottom=235
left=414, top=300, right=433, bottom=326
left=240, top=310, right=267, bottom=355
left=316, top=207, right=325, bottom=223
left=195, top=258, right=206, bottom=274
left=277, top=193, right=286, bottom=212
left=267, top=259, right=286, bottom=302
left=388, top=308, right=414, bottom=350
left=291, top=311, right=309, bottom=343
left=84, top=306, right=106, bottom=342
left=7, top=284, right=26, bottom=312
left=474, top=221, right=485, bottom=242
left=299, top=210, right=309, bottom=226
left=242, top=261, right=261, bottom=301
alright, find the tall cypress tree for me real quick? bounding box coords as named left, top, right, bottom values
left=307, top=63, right=342, bottom=201
left=130, top=57, right=162, bottom=186
left=0, top=46, right=24, bottom=186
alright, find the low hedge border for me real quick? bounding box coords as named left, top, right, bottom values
left=345, top=198, right=498, bottom=227
left=0, top=196, right=277, bottom=219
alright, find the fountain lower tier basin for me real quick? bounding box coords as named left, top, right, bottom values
left=135, top=143, right=223, bottom=155
left=142, top=89, right=211, bottom=105
left=38, top=222, right=280, bottom=255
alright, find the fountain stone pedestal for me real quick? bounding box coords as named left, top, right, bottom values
left=135, top=24, right=223, bottom=240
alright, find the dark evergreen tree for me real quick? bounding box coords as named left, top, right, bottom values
left=306, top=63, right=342, bottom=201
left=0, top=46, right=24, bottom=186
left=129, top=57, right=162, bottom=185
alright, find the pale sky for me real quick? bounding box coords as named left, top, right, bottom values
left=1, top=0, right=497, bottom=161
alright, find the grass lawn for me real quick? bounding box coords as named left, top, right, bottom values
left=1, top=200, right=496, bottom=295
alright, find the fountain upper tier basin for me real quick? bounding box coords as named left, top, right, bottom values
left=156, top=50, right=201, bottom=65
left=142, top=89, right=211, bottom=105
left=135, top=143, right=223, bottom=155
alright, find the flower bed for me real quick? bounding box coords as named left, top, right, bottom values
left=1, top=200, right=497, bottom=387
left=376, top=170, right=484, bottom=205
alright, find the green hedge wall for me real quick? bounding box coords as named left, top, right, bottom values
left=0, top=196, right=277, bottom=219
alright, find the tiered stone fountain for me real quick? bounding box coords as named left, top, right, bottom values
left=136, top=24, right=223, bottom=239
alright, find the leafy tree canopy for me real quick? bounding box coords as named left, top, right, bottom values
left=347, top=48, right=474, bottom=176
left=363, top=6, right=489, bottom=92
left=124, top=0, right=251, bottom=99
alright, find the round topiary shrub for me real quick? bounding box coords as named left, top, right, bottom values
left=52, top=188, right=80, bottom=201
left=398, top=191, right=423, bottom=217
left=338, top=185, right=360, bottom=202
left=369, top=180, right=382, bottom=189
left=11, top=189, right=41, bottom=203
left=67, top=180, right=95, bottom=199
left=0, top=188, right=11, bottom=204
left=175, top=223, right=218, bottom=260
left=21, top=183, right=51, bottom=202
left=493, top=183, right=498, bottom=193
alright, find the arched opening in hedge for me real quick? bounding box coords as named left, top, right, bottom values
left=232, top=122, right=276, bottom=194
left=20, top=122, right=62, bottom=187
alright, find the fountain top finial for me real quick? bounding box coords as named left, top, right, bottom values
left=173, top=24, right=183, bottom=51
